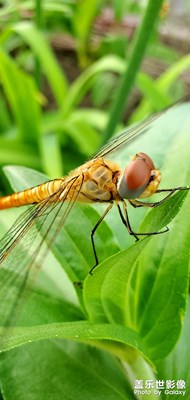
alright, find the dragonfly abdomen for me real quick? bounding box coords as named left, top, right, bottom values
left=0, top=179, right=63, bottom=209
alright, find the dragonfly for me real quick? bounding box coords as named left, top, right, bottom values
left=0, top=112, right=189, bottom=328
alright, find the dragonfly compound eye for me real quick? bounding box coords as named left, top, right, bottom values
left=118, top=152, right=155, bottom=199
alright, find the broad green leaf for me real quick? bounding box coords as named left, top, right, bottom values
left=132, top=217, right=189, bottom=361
left=140, top=190, right=188, bottom=233
left=84, top=180, right=189, bottom=362
left=84, top=104, right=190, bottom=362
left=2, top=166, right=48, bottom=193
left=0, top=321, right=143, bottom=353
left=0, top=105, right=190, bottom=398
left=83, top=239, right=150, bottom=323
left=0, top=235, right=133, bottom=400
left=0, top=340, right=133, bottom=400
left=13, top=286, right=84, bottom=328
left=132, top=123, right=190, bottom=360
left=155, top=297, right=190, bottom=399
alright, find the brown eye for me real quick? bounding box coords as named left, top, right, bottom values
left=137, top=152, right=155, bottom=171
left=118, top=153, right=154, bottom=199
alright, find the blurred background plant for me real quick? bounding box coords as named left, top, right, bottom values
left=0, top=0, right=190, bottom=183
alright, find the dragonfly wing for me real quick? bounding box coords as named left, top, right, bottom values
left=93, top=112, right=162, bottom=159
left=0, top=174, right=83, bottom=328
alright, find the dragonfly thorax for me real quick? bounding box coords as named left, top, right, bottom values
left=117, top=152, right=161, bottom=199
left=69, top=158, right=121, bottom=203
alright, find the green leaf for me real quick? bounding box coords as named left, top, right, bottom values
left=0, top=105, right=190, bottom=399
left=0, top=340, right=133, bottom=400
left=133, top=120, right=190, bottom=360
left=84, top=103, right=190, bottom=361
left=83, top=239, right=150, bottom=323
left=20, top=0, right=73, bottom=15
left=112, top=0, right=127, bottom=21
left=11, top=22, right=68, bottom=108
left=0, top=94, right=11, bottom=132
left=73, top=0, right=98, bottom=66
left=61, top=55, right=125, bottom=117
left=83, top=181, right=190, bottom=361
left=39, top=131, right=63, bottom=178
left=131, top=53, right=190, bottom=122
left=62, top=115, right=100, bottom=157
left=0, top=50, right=41, bottom=144
left=156, top=297, right=190, bottom=399
left=0, top=321, right=143, bottom=353
left=0, top=139, right=41, bottom=169
left=102, top=0, right=165, bottom=143
left=136, top=72, right=171, bottom=110
left=140, top=190, right=188, bottom=233
left=65, top=108, right=109, bottom=132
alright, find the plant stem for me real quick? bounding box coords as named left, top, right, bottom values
left=101, top=0, right=165, bottom=145
left=34, top=0, right=43, bottom=89
left=92, top=341, right=158, bottom=400
left=123, top=348, right=158, bottom=400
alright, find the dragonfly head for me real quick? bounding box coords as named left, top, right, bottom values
left=117, top=152, right=161, bottom=199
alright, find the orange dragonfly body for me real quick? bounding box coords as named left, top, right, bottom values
left=0, top=155, right=161, bottom=209
left=0, top=113, right=189, bottom=327
left=0, top=152, right=162, bottom=270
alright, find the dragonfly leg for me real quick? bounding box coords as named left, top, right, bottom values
left=89, top=203, right=113, bottom=275
left=117, top=202, right=139, bottom=241
left=117, top=201, right=169, bottom=240
left=130, top=186, right=190, bottom=208
left=128, top=200, right=143, bottom=208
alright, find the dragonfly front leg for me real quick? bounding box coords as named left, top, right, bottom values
left=130, top=186, right=190, bottom=208
left=128, top=200, right=143, bottom=208
left=117, top=201, right=169, bottom=239
left=90, top=203, right=113, bottom=275
left=117, top=202, right=139, bottom=240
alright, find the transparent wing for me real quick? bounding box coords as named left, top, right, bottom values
left=0, top=174, right=83, bottom=329
left=93, top=112, right=162, bottom=159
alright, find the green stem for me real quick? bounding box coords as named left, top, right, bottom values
left=101, top=0, right=164, bottom=145
left=91, top=341, right=158, bottom=400
left=123, top=348, right=158, bottom=400
left=34, top=0, right=43, bottom=88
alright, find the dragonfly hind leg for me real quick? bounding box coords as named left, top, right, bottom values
left=89, top=203, right=113, bottom=275
left=117, top=201, right=169, bottom=241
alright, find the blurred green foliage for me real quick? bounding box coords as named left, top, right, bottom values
left=0, top=0, right=189, bottom=184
